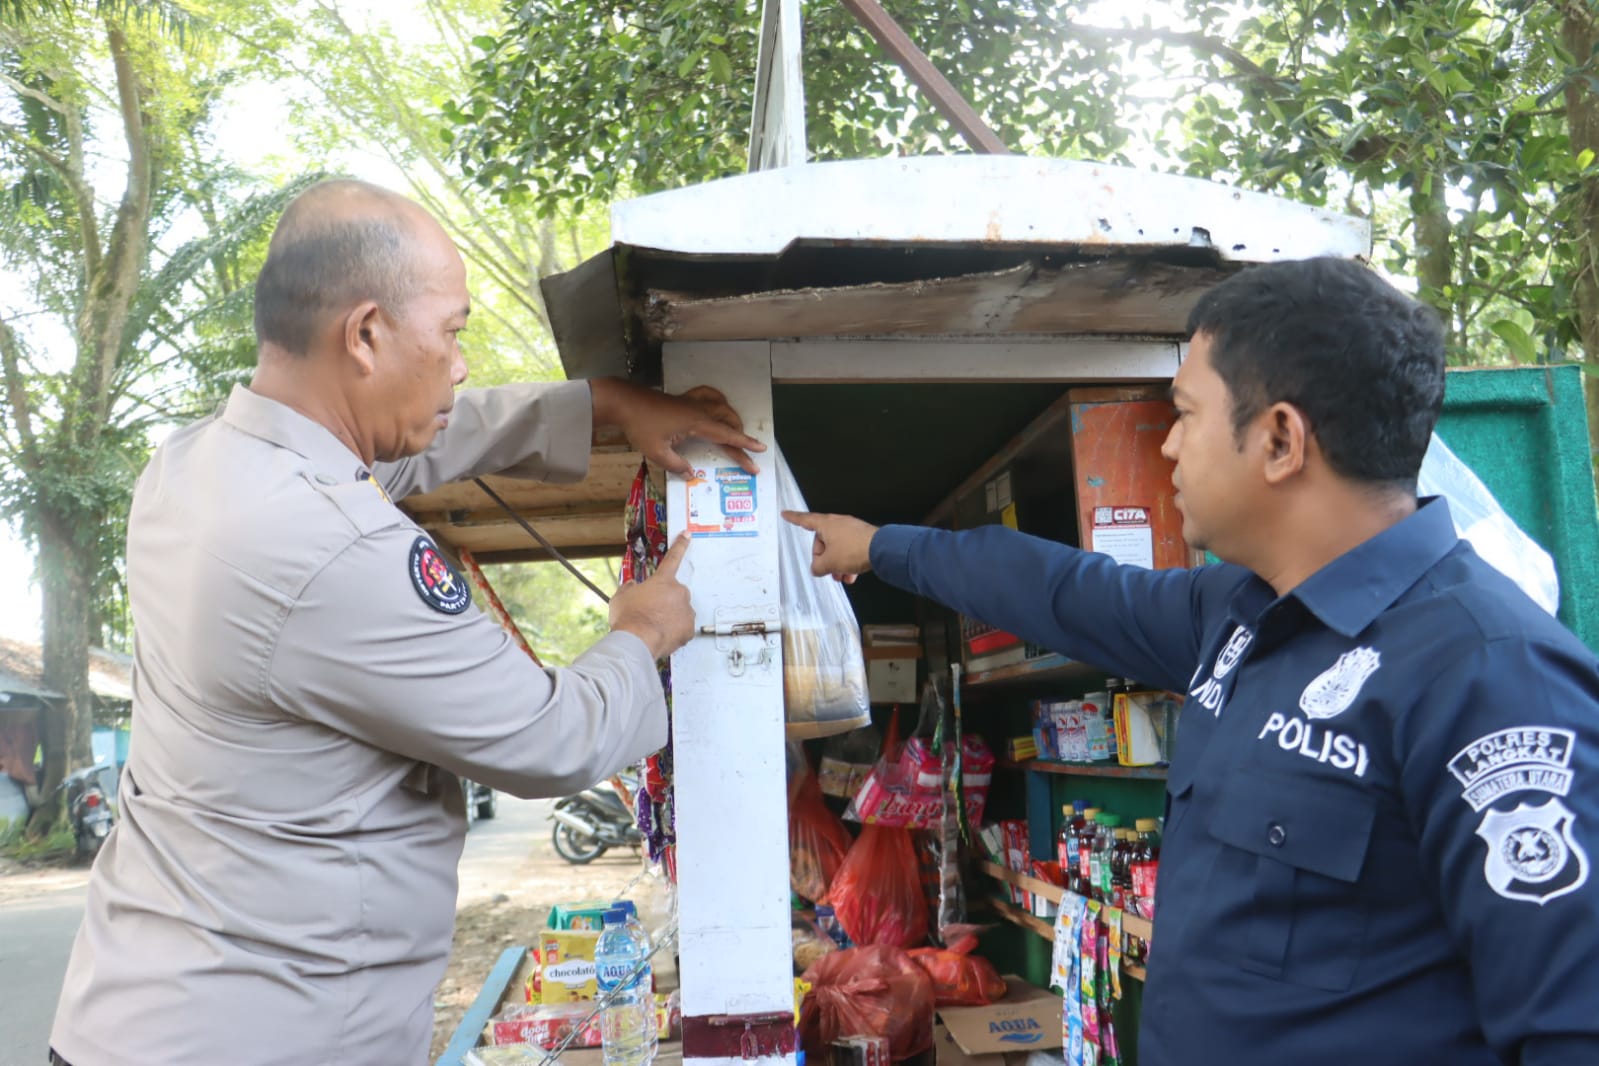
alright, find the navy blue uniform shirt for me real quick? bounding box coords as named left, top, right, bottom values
left=871, top=499, right=1599, bottom=1065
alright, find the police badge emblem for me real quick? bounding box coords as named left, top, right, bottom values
left=1213, top=625, right=1253, bottom=679
left=1475, top=798, right=1590, bottom=904
left=1299, top=647, right=1382, bottom=720
left=409, top=535, right=472, bottom=615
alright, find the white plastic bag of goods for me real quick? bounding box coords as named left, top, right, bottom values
left=774, top=443, right=872, bottom=738
left=1418, top=433, right=1560, bottom=615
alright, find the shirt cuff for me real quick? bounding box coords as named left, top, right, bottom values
left=870, top=524, right=925, bottom=592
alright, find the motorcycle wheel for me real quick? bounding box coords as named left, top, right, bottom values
left=551, top=822, right=607, bottom=865
left=75, top=829, right=105, bottom=863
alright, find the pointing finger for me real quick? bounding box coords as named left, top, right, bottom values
left=655, top=532, right=692, bottom=581
left=782, top=510, right=822, bottom=532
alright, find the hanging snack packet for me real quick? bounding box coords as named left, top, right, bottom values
left=1106, top=907, right=1123, bottom=1001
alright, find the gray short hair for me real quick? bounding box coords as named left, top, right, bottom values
left=252, top=179, right=422, bottom=355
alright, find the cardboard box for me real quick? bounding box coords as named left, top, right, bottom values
left=538, top=930, right=599, bottom=1003
left=865, top=652, right=917, bottom=704
left=546, top=901, right=613, bottom=931
left=937, top=978, right=1063, bottom=1061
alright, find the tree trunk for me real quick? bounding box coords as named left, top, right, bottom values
left=1410, top=168, right=1456, bottom=344
left=1561, top=0, right=1599, bottom=461
left=25, top=513, right=96, bottom=838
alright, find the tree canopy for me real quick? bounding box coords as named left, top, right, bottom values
left=452, top=0, right=1599, bottom=408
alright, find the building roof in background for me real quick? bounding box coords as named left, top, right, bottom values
left=0, top=637, right=132, bottom=704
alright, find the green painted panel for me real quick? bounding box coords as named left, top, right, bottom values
left=1438, top=365, right=1599, bottom=650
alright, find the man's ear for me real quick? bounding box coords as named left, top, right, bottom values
left=342, top=301, right=382, bottom=376
left=1261, top=401, right=1310, bottom=486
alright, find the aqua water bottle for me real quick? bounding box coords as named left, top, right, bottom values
left=596, top=905, right=655, bottom=1066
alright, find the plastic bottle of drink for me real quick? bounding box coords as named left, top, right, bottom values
left=1130, top=818, right=1163, bottom=919
left=1075, top=807, right=1102, bottom=897
left=1057, top=804, right=1077, bottom=873
left=1111, top=828, right=1138, bottom=910
left=1092, top=813, right=1122, bottom=903
left=596, top=905, right=656, bottom=1066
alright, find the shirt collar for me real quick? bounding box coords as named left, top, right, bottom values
left=218, top=385, right=369, bottom=479
left=1286, top=496, right=1459, bottom=638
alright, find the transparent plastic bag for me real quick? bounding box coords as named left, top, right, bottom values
left=1418, top=433, right=1560, bottom=615
left=776, top=444, right=872, bottom=738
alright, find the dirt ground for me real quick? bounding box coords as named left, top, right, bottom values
left=429, top=804, right=675, bottom=1062
left=2, top=799, right=674, bottom=1064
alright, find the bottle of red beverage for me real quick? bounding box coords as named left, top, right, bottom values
left=1075, top=807, right=1102, bottom=897
left=1130, top=818, right=1162, bottom=918
left=1110, top=828, right=1135, bottom=910
left=1056, top=804, right=1077, bottom=874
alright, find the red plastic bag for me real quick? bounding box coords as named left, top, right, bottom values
left=827, top=823, right=928, bottom=949
left=791, top=763, right=854, bottom=902
left=799, top=945, right=936, bottom=1061
left=908, top=931, right=1008, bottom=1007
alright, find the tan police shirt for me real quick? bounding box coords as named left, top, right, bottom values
left=50, top=382, right=668, bottom=1066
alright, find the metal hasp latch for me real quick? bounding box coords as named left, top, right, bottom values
left=682, top=1010, right=797, bottom=1061
left=698, top=605, right=781, bottom=677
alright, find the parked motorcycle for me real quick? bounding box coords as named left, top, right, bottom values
left=549, top=772, right=642, bottom=864
left=61, top=762, right=117, bottom=860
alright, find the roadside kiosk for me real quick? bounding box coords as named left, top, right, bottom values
left=419, top=6, right=1599, bottom=1064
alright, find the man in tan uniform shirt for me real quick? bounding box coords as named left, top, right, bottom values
left=48, top=180, right=762, bottom=1066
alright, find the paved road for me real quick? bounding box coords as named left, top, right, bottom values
left=0, top=866, right=89, bottom=1066
left=0, top=793, right=556, bottom=1066
left=457, top=794, right=553, bottom=905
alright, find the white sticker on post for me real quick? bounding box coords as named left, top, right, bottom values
left=685, top=466, right=758, bottom=538
left=1091, top=505, right=1155, bottom=569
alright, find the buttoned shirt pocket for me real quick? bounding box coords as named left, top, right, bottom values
left=1205, top=769, right=1378, bottom=992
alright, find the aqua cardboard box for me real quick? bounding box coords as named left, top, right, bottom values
left=936, top=977, right=1062, bottom=1059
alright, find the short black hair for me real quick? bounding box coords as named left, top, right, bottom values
left=253, top=180, right=421, bottom=355
left=1187, top=257, right=1446, bottom=491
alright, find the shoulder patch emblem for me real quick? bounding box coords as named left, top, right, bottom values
left=409, top=535, right=471, bottom=615
left=1299, top=647, right=1382, bottom=720
left=1476, top=798, right=1589, bottom=904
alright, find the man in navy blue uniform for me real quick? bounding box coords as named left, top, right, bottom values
left=786, top=257, right=1599, bottom=1065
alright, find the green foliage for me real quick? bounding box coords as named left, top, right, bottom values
left=480, top=558, right=615, bottom=666
left=0, top=2, right=300, bottom=650
left=452, top=1, right=1139, bottom=216
left=450, top=0, right=1599, bottom=378
left=0, top=815, right=74, bottom=861
left=1161, top=0, right=1583, bottom=366
left=214, top=0, right=599, bottom=385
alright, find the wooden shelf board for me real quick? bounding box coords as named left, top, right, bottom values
left=965, top=652, right=1098, bottom=688
left=1010, top=759, right=1169, bottom=780
left=979, top=865, right=1154, bottom=936
left=985, top=895, right=1151, bottom=985
left=988, top=895, right=1057, bottom=940
left=980, top=860, right=1065, bottom=904
left=922, top=396, right=1079, bottom=528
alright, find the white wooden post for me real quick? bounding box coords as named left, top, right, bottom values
left=748, top=0, right=806, bottom=172
left=665, top=341, right=796, bottom=1066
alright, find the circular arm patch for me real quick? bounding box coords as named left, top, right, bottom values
left=409, top=535, right=472, bottom=615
